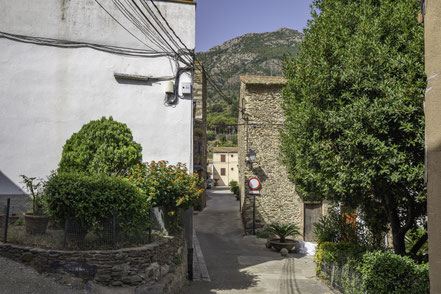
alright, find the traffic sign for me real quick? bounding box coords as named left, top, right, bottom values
left=248, top=177, right=261, bottom=190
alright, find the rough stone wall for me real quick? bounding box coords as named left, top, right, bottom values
left=238, top=79, right=304, bottom=235
left=0, top=235, right=187, bottom=293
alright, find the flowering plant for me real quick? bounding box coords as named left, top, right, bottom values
left=124, top=161, right=203, bottom=215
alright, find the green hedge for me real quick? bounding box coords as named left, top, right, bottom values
left=44, top=173, right=149, bottom=233
left=315, top=242, right=429, bottom=294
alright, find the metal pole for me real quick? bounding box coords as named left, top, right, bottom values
left=3, top=198, right=10, bottom=243
left=63, top=219, right=68, bottom=249
left=252, top=194, right=256, bottom=235
left=148, top=208, right=152, bottom=243
left=112, top=210, right=117, bottom=247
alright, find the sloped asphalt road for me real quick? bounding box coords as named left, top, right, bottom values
left=187, top=186, right=333, bottom=294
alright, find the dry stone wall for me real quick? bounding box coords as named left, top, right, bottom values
left=0, top=235, right=187, bottom=293
left=238, top=76, right=304, bottom=235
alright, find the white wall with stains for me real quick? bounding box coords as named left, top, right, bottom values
left=0, top=0, right=196, bottom=188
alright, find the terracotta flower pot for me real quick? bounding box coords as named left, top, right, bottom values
left=25, top=214, right=50, bottom=235
left=268, top=238, right=298, bottom=252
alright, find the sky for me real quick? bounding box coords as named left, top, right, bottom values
left=195, top=0, right=313, bottom=52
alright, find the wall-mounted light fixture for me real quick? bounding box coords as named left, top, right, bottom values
left=246, top=149, right=256, bottom=169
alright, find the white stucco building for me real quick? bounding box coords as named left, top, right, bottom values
left=0, top=0, right=196, bottom=191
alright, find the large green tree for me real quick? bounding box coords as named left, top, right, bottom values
left=281, top=0, right=426, bottom=255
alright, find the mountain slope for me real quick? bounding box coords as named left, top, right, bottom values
left=196, top=28, right=304, bottom=125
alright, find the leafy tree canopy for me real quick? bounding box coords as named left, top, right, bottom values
left=282, top=0, right=426, bottom=255
left=58, top=116, right=142, bottom=175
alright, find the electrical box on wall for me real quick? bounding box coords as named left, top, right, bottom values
left=165, top=81, right=174, bottom=94
left=181, top=83, right=192, bottom=95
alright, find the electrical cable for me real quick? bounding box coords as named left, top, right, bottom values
left=0, top=31, right=169, bottom=57
left=94, top=0, right=159, bottom=52
left=114, top=0, right=172, bottom=55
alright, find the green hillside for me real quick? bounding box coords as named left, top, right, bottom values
left=196, top=28, right=303, bottom=140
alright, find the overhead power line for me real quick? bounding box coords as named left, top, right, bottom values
left=95, top=0, right=233, bottom=103
left=0, top=31, right=168, bottom=57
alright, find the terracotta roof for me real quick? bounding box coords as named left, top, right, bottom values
left=213, top=147, right=238, bottom=153
left=240, top=75, right=287, bottom=85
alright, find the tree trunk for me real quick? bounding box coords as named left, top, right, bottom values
left=391, top=225, right=406, bottom=255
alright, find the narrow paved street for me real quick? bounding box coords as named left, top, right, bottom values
left=188, top=187, right=332, bottom=294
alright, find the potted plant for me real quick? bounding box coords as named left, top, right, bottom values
left=21, top=175, right=49, bottom=234
left=266, top=223, right=301, bottom=252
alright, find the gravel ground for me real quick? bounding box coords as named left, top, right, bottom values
left=0, top=256, right=88, bottom=294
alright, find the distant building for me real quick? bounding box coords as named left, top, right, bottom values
left=212, top=147, right=239, bottom=186
left=238, top=75, right=325, bottom=238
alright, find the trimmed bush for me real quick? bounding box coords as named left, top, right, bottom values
left=58, top=117, right=142, bottom=175
left=44, top=173, right=149, bottom=233
left=360, top=251, right=429, bottom=294
left=315, top=242, right=429, bottom=294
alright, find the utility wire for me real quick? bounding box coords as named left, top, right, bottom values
left=0, top=31, right=169, bottom=57
left=94, top=0, right=157, bottom=52
left=115, top=0, right=172, bottom=55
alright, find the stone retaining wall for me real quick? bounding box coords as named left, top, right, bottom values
left=0, top=235, right=187, bottom=293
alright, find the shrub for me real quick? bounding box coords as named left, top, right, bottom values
left=360, top=251, right=429, bottom=294
left=229, top=180, right=240, bottom=199
left=58, top=117, right=142, bottom=175
left=265, top=223, right=301, bottom=242
left=20, top=175, right=46, bottom=216
left=313, top=205, right=383, bottom=248
left=314, top=242, right=429, bottom=294
left=125, top=161, right=203, bottom=213
left=44, top=172, right=149, bottom=233
left=313, top=206, right=359, bottom=244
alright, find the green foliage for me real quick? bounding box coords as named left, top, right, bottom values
left=315, top=242, right=429, bottom=294
left=265, top=223, right=301, bottom=242
left=360, top=251, right=429, bottom=294
left=313, top=205, right=383, bottom=247
left=314, top=241, right=366, bottom=274
left=125, top=161, right=203, bottom=213
left=207, top=130, right=217, bottom=141
left=229, top=180, right=240, bottom=200
left=282, top=0, right=426, bottom=255
left=58, top=117, right=142, bottom=175
left=197, top=28, right=302, bottom=145
left=44, top=173, right=149, bottom=233
left=405, top=227, right=428, bottom=261
left=20, top=175, right=46, bottom=216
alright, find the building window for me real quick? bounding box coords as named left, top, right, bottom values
left=231, top=154, right=234, bottom=158
left=231, top=168, right=234, bottom=171
left=221, top=154, right=226, bottom=162
left=221, top=168, right=226, bottom=176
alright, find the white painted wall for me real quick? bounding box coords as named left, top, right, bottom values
left=0, top=0, right=195, bottom=188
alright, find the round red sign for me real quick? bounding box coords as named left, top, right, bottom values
left=247, top=177, right=261, bottom=190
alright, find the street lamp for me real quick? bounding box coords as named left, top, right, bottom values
left=246, top=149, right=256, bottom=169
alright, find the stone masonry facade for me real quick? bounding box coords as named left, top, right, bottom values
left=0, top=235, right=187, bottom=293
left=238, top=75, right=304, bottom=235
